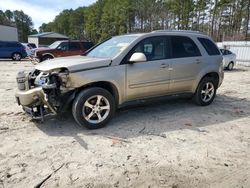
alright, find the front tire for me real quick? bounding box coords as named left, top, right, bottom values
left=72, top=87, right=115, bottom=129
left=194, top=77, right=217, bottom=106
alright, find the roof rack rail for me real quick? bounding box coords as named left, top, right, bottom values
left=151, top=30, right=207, bottom=35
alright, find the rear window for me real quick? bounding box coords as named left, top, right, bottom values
left=198, top=38, right=220, bottom=55
left=170, top=36, right=201, bottom=58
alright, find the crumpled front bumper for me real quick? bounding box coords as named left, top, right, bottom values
left=15, top=87, right=56, bottom=121
left=15, top=87, right=45, bottom=106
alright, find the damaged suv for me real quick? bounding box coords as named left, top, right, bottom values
left=15, top=31, right=224, bottom=129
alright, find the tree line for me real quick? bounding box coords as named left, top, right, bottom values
left=39, top=0, right=250, bottom=43
left=1, top=0, right=249, bottom=43
left=0, top=10, right=37, bottom=42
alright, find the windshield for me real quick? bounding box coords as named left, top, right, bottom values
left=86, top=35, right=139, bottom=58
left=49, top=41, right=61, bottom=49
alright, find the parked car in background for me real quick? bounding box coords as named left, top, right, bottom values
left=16, top=30, right=224, bottom=129
left=27, top=43, right=37, bottom=49
left=220, top=49, right=236, bottom=70
left=22, top=43, right=37, bottom=57
left=31, top=40, right=94, bottom=62
left=0, top=41, right=27, bottom=60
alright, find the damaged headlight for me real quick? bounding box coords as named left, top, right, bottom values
left=34, top=72, right=50, bottom=86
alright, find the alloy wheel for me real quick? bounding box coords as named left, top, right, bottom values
left=82, top=95, right=110, bottom=124
left=201, top=82, right=215, bottom=103
left=13, top=53, right=21, bottom=61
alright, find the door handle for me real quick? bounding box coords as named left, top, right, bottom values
left=195, top=59, right=202, bottom=64
left=160, top=63, right=169, bottom=68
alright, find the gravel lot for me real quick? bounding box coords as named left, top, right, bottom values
left=0, top=60, right=250, bottom=188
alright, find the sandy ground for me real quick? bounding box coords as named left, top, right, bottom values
left=0, top=59, right=250, bottom=188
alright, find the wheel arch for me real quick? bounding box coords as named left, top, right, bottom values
left=12, top=52, right=22, bottom=57
left=193, top=71, right=220, bottom=92
left=75, top=81, right=120, bottom=107
left=42, top=53, right=55, bottom=59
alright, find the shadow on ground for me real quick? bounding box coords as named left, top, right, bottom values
left=35, top=93, right=250, bottom=148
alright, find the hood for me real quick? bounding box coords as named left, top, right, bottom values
left=35, top=47, right=55, bottom=54
left=35, top=55, right=112, bottom=72
left=35, top=47, right=50, bottom=51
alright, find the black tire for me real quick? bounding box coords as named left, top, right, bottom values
left=42, top=55, right=53, bottom=62
left=193, top=77, right=217, bottom=106
left=227, top=62, right=234, bottom=71
left=12, top=52, right=22, bottom=61
left=72, top=87, right=115, bottom=129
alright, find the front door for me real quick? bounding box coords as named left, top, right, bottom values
left=126, top=36, right=171, bottom=101
left=56, top=42, right=70, bottom=57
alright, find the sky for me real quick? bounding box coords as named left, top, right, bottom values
left=0, top=0, right=96, bottom=30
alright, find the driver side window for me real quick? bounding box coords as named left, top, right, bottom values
left=132, top=37, right=168, bottom=61
left=57, top=42, right=69, bottom=50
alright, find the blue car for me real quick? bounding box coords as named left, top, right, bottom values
left=0, top=41, right=27, bottom=61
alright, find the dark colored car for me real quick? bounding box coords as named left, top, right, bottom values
left=32, top=40, right=94, bottom=62
left=0, top=41, right=27, bottom=61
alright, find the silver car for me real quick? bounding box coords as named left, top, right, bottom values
left=16, top=30, right=224, bottom=129
left=220, top=49, right=236, bottom=70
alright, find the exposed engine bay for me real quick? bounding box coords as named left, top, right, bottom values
left=16, top=68, right=73, bottom=121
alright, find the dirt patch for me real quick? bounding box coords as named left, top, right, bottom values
left=0, top=60, right=249, bottom=188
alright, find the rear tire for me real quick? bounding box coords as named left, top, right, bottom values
left=12, top=52, right=22, bottom=61
left=227, top=62, right=234, bottom=71
left=193, top=77, right=217, bottom=106
left=72, top=87, right=115, bottom=129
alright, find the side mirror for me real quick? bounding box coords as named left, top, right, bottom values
left=129, top=52, right=147, bottom=63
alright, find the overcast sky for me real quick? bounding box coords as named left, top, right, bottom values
left=0, top=0, right=96, bottom=30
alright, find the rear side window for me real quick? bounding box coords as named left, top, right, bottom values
left=198, top=38, right=220, bottom=55
left=69, top=42, right=81, bottom=50
left=170, top=36, right=201, bottom=58
left=220, top=49, right=225, bottom=55
left=226, top=50, right=232, bottom=55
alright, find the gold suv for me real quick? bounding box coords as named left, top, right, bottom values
left=16, top=30, right=224, bottom=129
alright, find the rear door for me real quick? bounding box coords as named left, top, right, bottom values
left=169, top=36, right=203, bottom=92
left=126, top=36, right=172, bottom=101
